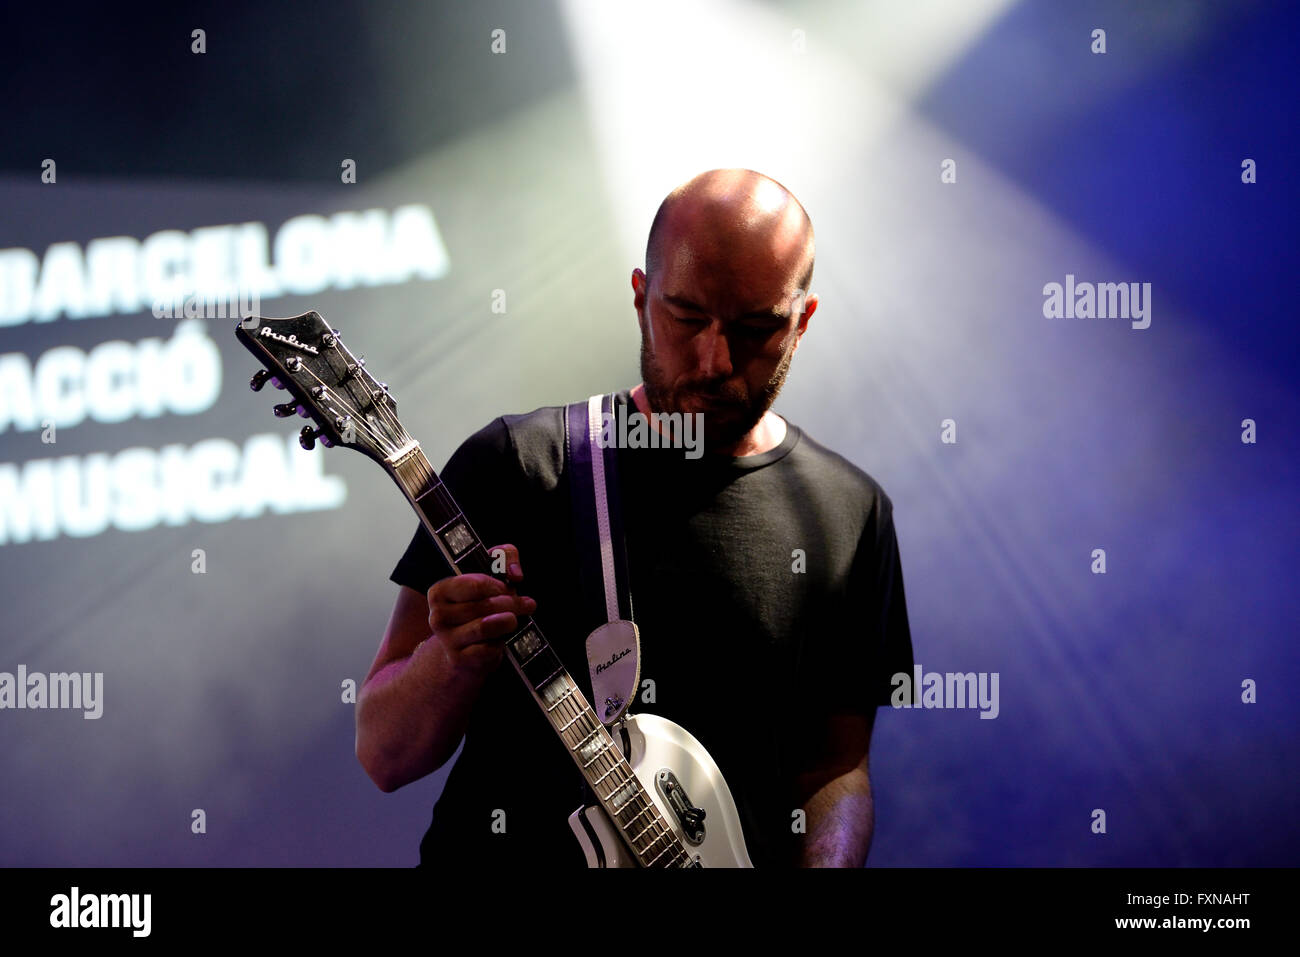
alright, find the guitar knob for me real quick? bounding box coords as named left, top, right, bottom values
left=299, top=426, right=323, bottom=450
left=273, top=401, right=298, bottom=417
left=250, top=369, right=271, bottom=391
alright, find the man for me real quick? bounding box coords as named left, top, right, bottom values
left=355, top=168, right=913, bottom=868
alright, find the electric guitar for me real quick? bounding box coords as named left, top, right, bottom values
left=236, top=311, right=753, bottom=868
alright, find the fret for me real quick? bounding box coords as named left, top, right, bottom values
left=615, top=802, right=646, bottom=828
left=392, top=450, right=514, bottom=586
left=613, top=780, right=644, bottom=811
left=622, top=803, right=654, bottom=829
left=438, top=519, right=477, bottom=561
left=627, top=800, right=660, bottom=826
left=639, top=822, right=671, bottom=848
left=508, top=625, right=544, bottom=661
left=555, top=697, right=587, bottom=721
left=631, top=810, right=667, bottom=841
left=574, top=727, right=604, bottom=756
left=413, top=481, right=460, bottom=530
left=663, top=848, right=689, bottom=868
left=456, top=543, right=498, bottom=577
left=521, top=649, right=563, bottom=692
left=543, top=686, right=576, bottom=713
left=572, top=723, right=602, bottom=749
left=643, top=838, right=677, bottom=868
left=557, top=710, right=584, bottom=735
left=558, top=709, right=590, bottom=733
left=629, top=818, right=666, bottom=844
left=558, top=713, right=589, bottom=743
left=632, top=824, right=666, bottom=849
left=388, top=451, right=691, bottom=868
left=628, top=820, right=653, bottom=843
left=608, top=777, right=640, bottom=809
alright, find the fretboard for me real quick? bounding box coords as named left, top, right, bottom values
left=387, top=443, right=690, bottom=868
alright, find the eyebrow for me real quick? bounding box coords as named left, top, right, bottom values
left=661, top=293, right=787, bottom=321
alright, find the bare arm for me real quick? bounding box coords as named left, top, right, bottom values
left=794, top=710, right=876, bottom=867
left=354, top=545, right=535, bottom=792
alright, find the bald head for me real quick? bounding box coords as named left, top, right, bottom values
left=645, top=169, right=815, bottom=296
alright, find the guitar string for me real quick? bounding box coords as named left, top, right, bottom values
left=559, top=701, right=669, bottom=863
left=307, top=337, right=414, bottom=450
left=404, top=458, right=688, bottom=864
left=546, top=679, right=680, bottom=867
left=351, top=375, right=414, bottom=450
left=285, top=350, right=690, bottom=866
left=322, top=345, right=419, bottom=452
left=347, top=420, right=695, bottom=862
left=292, top=365, right=398, bottom=454
left=374, top=414, right=688, bottom=866
left=283, top=347, right=410, bottom=453
left=551, top=685, right=682, bottom=865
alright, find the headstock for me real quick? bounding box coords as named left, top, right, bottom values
left=234, top=312, right=412, bottom=466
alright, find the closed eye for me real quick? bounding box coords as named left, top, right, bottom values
left=670, top=314, right=780, bottom=339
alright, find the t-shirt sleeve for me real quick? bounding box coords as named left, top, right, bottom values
left=388, top=415, right=517, bottom=596
left=847, top=491, right=915, bottom=711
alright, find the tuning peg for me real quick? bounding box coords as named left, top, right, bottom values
left=250, top=369, right=271, bottom=391
left=272, top=376, right=285, bottom=390
left=299, top=426, right=323, bottom=450
left=273, top=401, right=299, bottom=417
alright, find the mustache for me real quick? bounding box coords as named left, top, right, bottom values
left=679, top=382, right=744, bottom=402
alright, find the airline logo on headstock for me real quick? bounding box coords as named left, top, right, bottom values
left=259, top=325, right=320, bottom=355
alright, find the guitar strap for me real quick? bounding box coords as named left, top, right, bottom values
left=564, top=393, right=641, bottom=731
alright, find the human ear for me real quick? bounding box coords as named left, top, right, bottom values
left=632, top=269, right=651, bottom=330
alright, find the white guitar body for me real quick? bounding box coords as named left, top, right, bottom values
left=567, top=711, right=753, bottom=867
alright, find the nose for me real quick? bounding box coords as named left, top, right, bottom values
left=696, top=320, right=733, bottom=379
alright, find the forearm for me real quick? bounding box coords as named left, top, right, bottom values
left=355, top=637, right=488, bottom=791
left=799, top=768, right=874, bottom=867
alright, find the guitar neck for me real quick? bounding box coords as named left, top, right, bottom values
left=386, top=443, right=690, bottom=868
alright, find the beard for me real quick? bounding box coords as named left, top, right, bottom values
left=639, top=333, right=795, bottom=452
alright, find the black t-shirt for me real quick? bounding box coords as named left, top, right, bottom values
left=388, top=388, right=913, bottom=868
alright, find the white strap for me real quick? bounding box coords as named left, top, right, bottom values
left=587, top=394, right=620, bottom=623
